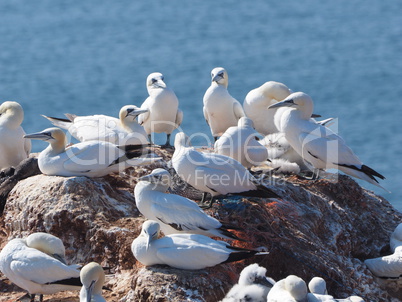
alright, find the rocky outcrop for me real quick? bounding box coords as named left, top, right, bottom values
left=0, top=150, right=401, bottom=301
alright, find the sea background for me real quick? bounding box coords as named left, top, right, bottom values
left=0, top=1, right=400, bottom=210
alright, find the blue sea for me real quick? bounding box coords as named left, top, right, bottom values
left=0, top=1, right=401, bottom=210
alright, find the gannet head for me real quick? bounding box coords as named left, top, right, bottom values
left=141, top=220, right=161, bottom=246
left=80, top=262, right=105, bottom=302
left=308, top=277, right=327, bottom=295
left=238, top=117, right=254, bottom=128
left=138, top=168, right=172, bottom=190
left=174, top=132, right=191, bottom=149
left=211, top=67, right=228, bottom=88
left=0, top=101, right=25, bottom=128
left=268, top=92, right=314, bottom=120
left=120, top=105, right=148, bottom=121
left=147, top=72, right=167, bottom=92
left=25, top=232, right=67, bottom=264
left=24, top=127, right=67, bottom=152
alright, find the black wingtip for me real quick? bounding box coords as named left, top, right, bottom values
left=49, top=277, right=82, bottom=286
left=44, top=115, right=72, bottom=123
left=219, top=227, right=245, bottom=241
left=361, top=164, right=385, bottom=180
left=222, top=250, right=258, bottom=264
left=236, top=187, right=279, bottom=199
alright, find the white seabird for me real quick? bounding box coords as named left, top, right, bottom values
left=137, top=72, right=183, bottom=147
left=43, top=105, right=149, bottom=146
left=172, top=132, right=279, bottom=206
left=0, top=101, right=31, bottom=170
left=390, top=223, right=402, bottom=252
left=308, top=277, right=328, bottom=295
left=364, top=245, right=402, bottom=278
left=80, top=262, right=106, bottom=302
left=243, top=81, right=292, bottom=135
left=134, top=168, right=242, bottom=240
left=131, top=220, right=268, bottom=270
left=24, top=127, right=160, bottom=177
left=267, top=275, right=308, bottom=302
left=268, top=92, right=386, bottom=189
left=221, top=263, right=275, bottom=302
left=0, top=232, right=81, bottom=301
left=203, top=67, right=245, bottom=141
left=214, top=117, right=269, bottom=169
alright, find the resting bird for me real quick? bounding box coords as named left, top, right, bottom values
left=221, top=263, right=275, bottom=302
left=0, top=232, right=81, bottom=301
left=267, top=275, right=308, bottom=302
left=0, top=101, right=31, bottom=170
left=134, top=168, right=242, bottom=240
left=24, top=127, right=159, bottom=177
left=214, top=117, right=269, bottom=169
left=172, top=132, right=279, bottom=207
left=138, top=72, right=183, bottom=147
left=268, top=92, right=386, bottom=189
left=243, top=81, right=292, bottom=135
left=42, top=105, right=149, bottom=146
left=131, top=220, right=268, bottom=270
left=80, top=262, right=106, bottom=302
left=203, top=67, right=245, bottom=141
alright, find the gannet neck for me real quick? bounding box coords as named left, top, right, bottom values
left=0, top=101, right=24, bottom=129
left=211, top=67, right=228, bottom=88
left=290, top=92, right=314, bottom=120
left=174, top=132, right=190, bottom=149
left=49, top=131, right=67, bottom=154
left=80, top=262, right=105, bottom=302
left=141, top=220, right=161, bottom=246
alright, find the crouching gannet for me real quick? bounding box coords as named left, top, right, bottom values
left=268, top=92, right=386, bottom=190
left=138, top=72, right=183, bottom=147
left=0, top=101, right=31, bottom=170
left=0, top=232, right=81, bottom=301
left=135, top=168, right=243, bottom=240
left=24, top=127, right=160, bottom=177
left=131, top=220, right=268, bottom=270
left=42, top=105, right=149, bottom=146
left=203, top=67, right=245, bottom=141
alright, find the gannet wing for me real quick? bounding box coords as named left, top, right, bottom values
left=364, top=251, right=402, bottom=278
left=175, top=109, right=183, bottom=127
left=137, top=103, right=150, bottom=126
left=69, top=117, right=122, bottom=143
left=152, top=194, right=221, bottom=232
left=10, top=249, right=80, bottom=284
left=233, top=101, right=246, bottom=120
left=203, top=106, right=210, bottom=125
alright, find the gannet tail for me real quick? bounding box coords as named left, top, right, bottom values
left=42, top=115, right=72, bottom=129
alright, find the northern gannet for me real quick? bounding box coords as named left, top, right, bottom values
left=0, top=232, right=81, bottom=301
left=79, top=262, right=106, bottom=302
left=24, top=127, right=159, bottom=177
left=131, top=220, right=268, bottom=270
left=42, top=105, right=149, bottom=146
left=134, top=168, right=242, bottom=240
left=203, top=67, right=245, bottom=141
left=268, top=92, right=386, bottom=189
left=267, top=275, right=308, bottom=302
left=214, top=117, right=268, bottom=169
left=172, top=132, right=279, bottom=206
left=0, top=101, right=31, bottom=170
left=138, top=72, right=183, bottom=147
left=243, top=81, right=292, bottom=135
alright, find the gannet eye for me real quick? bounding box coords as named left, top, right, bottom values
left=152, top=78, right=158, bottom=84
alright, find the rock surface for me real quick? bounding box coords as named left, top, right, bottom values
left=0, top=148, right=401, bottom=302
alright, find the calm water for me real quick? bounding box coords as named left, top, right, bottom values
left=0, top=1, right=401, bottom=209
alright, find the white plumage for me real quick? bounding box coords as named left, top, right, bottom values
left=80, top=262, right=106, bottom=302
left=214, top=117, right=268, bottom=169
left=308, top=277, right=328, bottom=295
left=134, top=168, right=241, bottom=240
left=0, top=101, right=31, bottom=170
left=243, top=81, right=292, bottom=135
left=138, top=72, right=183, bottom=147
left=43, top=105, right=149, bottom=146
left=364, top=245, right=402, bottom=278
left=267, top=275, right=308, bottom=302
left=390, top=223, right=402, bottom=252
left=131, top=220, right=267, bottom=270
left=203, top=67, right=245, bottom=140
left=268, top=92, right=386, bottom=189
left=24, top=127, right=159, bottom=177
left=0, top=232, right=81, bottom=298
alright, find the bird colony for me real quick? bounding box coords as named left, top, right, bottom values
left=0, top=67, right=389, bottom=301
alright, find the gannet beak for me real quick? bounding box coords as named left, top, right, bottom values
left=152, top=79, right=166, bottom=89
left=52, top=253, right=67, bottom=265
left=212, top=74, right=223, bottom=83
left=255, top=276, right=274, bottom=288
left=86, top=280, right=95, bottom=302
left=311, top=113, right=321, bottom=118
left=126, top=108, right=149, bottom=118
left=268, top=99, right=297, bottom=109
left=24, top=131, right=53, bottom=141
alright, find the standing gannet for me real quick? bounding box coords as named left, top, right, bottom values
left=0, top=101, right=31, bottom=170
left=131, top=220, right=268, bottom=270
left=243, top=81, right=292, bottom=135
left=221, top=263, right=275, bottom=302
left=203, top=67, right=245, bottom=141
left=0, top=232, right=81, bottom=301
left=24, top=127, right=160, bottom=177
left=268, top=92, right=386, bottom=189
left=80, top=262, right=106, bottom=302
left=214, top=117, right=268, bottom=169
left=137, top=72, right=183, bottom=147
left=134, top=168, right=242, bottom=240
left=172, top=132, right=279, bottom=207
left=42, top=105, right=149, bottom=146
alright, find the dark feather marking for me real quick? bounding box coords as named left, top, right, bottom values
left=337, top=163, right=385, bottom=182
